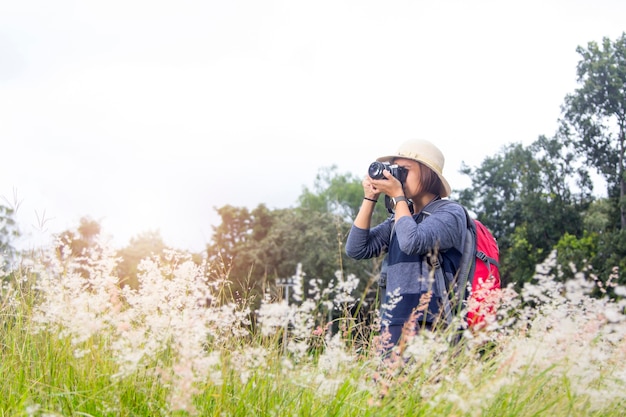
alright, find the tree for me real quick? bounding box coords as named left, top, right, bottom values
left=205, top=202, right=365, bottom=307
left=0, top=202, right=20, bottom=272
left=583, top=198, right=614, bottom=234
left=561, top=32, right=626, bottom=229
left=117, top=230, right=168, bottom=289
left=457, top=136, right=593, bottom=286
left=298, top=165, right=389, bottom=225
left=205, top=167, right=384, bottom=313
left=56, top=216, right=101, bottom=256
left=553, top=198, right=626, bottom=290
left=53, top=217, right=106, bottom=280
left=297, top=165, right=388, bottom=283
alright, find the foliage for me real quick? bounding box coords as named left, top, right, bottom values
left=116, top=230, right=168, bottom=289
left=535, top=200, right=626, bottom=292
left=298, top=165, right=389, bottom=225
left=0, top=201, right=20, bottom=273
left=54, top=218, right=171, bottom=290
left=296, top=164, right=389, bottom=286
left=501, top=225, right=546, bottom=288
left=55, top=216, right=102, bottom=257
left=583, top=197, right=615, bottom=233
left=206, top=167, right=386, bottom=317
left=53, top=216, right=105, bottom=280
left=561, top=31, right=626, bottom=228
left=457, top=136, right=592, bottom=286
left=594, top=229, right=626, bottom=288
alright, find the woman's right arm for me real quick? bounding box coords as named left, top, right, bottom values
left=346, top=206, right=392, bottom=260
left=346, top=222, right=391, bottom=259
left=345, top=175, right=391, bottom=259
left=353, top=197, right=378, bottom=230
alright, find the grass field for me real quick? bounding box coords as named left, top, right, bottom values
left=1, top=243, right=625, bottom=416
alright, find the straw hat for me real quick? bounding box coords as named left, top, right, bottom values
left=377, top=139, right=451, bottom=197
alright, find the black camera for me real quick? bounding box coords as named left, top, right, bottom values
left=368, top=161, right=408, bottom=183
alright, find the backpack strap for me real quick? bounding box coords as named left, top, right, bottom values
left=428, top=256, right=453, bottom=326
left=477, top=250, right=500, bottom=270
left=421, top=199, right=476, bottom=327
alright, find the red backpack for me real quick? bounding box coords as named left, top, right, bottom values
left=464, top=218, right=501, bottom=329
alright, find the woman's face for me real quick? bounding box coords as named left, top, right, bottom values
left=392, top=157, right=423, bottom=198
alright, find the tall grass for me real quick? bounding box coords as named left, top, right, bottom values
left=1, top=241, right=625, bottom=416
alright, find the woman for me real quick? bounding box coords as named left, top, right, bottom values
left=345, top=139, right=468, bottom=350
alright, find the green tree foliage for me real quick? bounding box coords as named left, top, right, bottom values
left=205, top=167, right=384, bottom=314
left=551, top=197, right=623, bottom=289
left=457, top=136, right=593, bottom=286
left=116, top=230, right=168, bottom=289
left=561, top=32, right=626, bottom=228
left=297, top=165, right=389, bottom=287
left=204, top=204, right=273, bottom=304
left=0, top=202, right=20, bottom=272
left=583, top=198, right=614, bottom=233
left=554, top=227, right=626, bottom=292
left=205, top=203, right=370, bottom=309
left=297, top=164, right=389, bottom=225
left=554, top=232, right=598, bottom=281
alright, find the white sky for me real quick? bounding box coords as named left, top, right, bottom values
left=1, top=0, right=624, bottom=253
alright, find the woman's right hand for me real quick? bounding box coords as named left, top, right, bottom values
left=362, top=176, right=380, bottom=201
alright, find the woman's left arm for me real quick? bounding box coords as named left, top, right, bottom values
left=394, top=204, right=466, bottom=255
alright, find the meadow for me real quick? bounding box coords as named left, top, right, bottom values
left=1, top=240, right=625, bottom=417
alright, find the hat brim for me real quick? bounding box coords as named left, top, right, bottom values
left=376, top=154, right=451, bottom=198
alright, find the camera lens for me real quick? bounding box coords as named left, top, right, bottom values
left=368, top=161, right=387, bottom=179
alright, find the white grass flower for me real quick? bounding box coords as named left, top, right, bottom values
left=331, top=271, right=360, bottom=305
left=256, top=301, right=292, bottom=337
left=316, top=332, right=356, bottom=374
left=230, top=346, right=269, bottom=384
left=615, top=285, right=626, bottom=297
